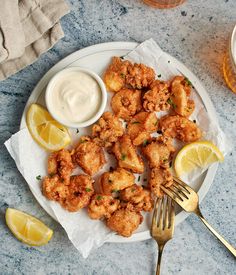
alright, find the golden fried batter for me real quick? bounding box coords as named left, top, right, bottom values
left=92, top=112, right=124, bottom=147
left=143, top=80, right=170, bottom=112
left=48, top=149, right=73, bottom=185
left=106, top=203, right=143, bottom=237
left=103, top=57, right=129, bottom=92
left=72, top=136, right=106, bottom=176
left=111, top=88, right=142, bottom=121
left=149, top=167, right=173, bottom=197
left=159, top=115, right=202, bottom=142
left=127, top=111, right=158, bottom=146
left=87, top=194, right=120, bottom=219
left=120, top=184, right=153, bottom=212
left=169, top=76, right=195, bottom=117
left=62, top=175, right=94, bottom=212
left=42, top=175, right=69, bottom=201
left=142, top=136, right=175, bottom=168
left=126, top=62, right=155, bottom=89
left=99, top=168, right=135, bottom=195
left=112, top=135, right=144, bottom=174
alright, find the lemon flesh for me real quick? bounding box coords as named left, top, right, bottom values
left=6, top=208, right=53, bottom=246
left=174, top=141, right=224, bottom=177
left=26, top=103, right=71, bottom=151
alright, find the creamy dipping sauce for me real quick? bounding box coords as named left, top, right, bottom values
left=49, top=71, right=102, bottom=124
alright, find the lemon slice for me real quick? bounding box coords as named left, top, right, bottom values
left=174, top=141, right=224, bottom=177
left=26, top=103, right=71, bottom=151
left=6, top=208, right=53, bottom=246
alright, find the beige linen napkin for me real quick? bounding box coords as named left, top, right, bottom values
left=0, top=0, right=70, bottom=80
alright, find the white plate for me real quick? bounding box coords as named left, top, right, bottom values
left=20, top=42, right=218, bottom=243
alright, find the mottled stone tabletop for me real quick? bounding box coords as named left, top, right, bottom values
left=0, top=0, right=236, bottom=274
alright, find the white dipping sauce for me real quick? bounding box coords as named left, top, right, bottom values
left=50, top=71, right=102, bottom=124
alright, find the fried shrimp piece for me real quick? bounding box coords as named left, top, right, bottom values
left=92, top=112, right=124, bottom=147
left=107, top=203, right=143, bottom=237
left=142, top=136, right=175, bottom=168
left=169, top=76, right=195, bottom=117
left=48, top=149, right=73, bottom=185
left=143, top=80, right=171, bottom=112
left=62, top=175, right=94, bottom=212
left=159, top=115, right=202, bottom=142
left=127, top=111, right=158, bottom=146
left=112, top=135, right=144, bottom=174
left=111, top=88, right=142, bottom=121
left=72, top=136, right=106, bottom=176
left=126, top=62, right=155, bottom=89
left=42, top=175, right=69, bottom=201
left=99, top=168, right=135, bottom=195
left=87, top=194, right=120, bottom=219
left=149, top=167, right=173, bottom=197
left=103, top=57, right=130, bottom=92
left=120, top=184, right=153, bottom=212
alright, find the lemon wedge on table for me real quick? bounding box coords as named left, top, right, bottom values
left=26, top=103, right=71, bottom=151
left=5, top=208, right=53, bottom=246
left=174, top=141, right=224, bottom=177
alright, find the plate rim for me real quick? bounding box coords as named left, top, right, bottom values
left=20, top=41, right=219, bottom=243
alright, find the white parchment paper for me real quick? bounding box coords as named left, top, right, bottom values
left=4, top=39, right=230, bottom=258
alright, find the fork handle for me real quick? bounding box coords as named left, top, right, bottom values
left=196, top=209, right=236, bottom=257
left=156, top=244, right=164, bottom=275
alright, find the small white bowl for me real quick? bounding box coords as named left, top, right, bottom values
left=45, top=67, right=107, bottom=128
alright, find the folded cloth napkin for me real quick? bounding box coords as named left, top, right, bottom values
left=0, top=0, right=70, bottom=80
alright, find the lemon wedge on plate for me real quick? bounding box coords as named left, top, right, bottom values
left=26, top=103, right=71, bottom=151
left=174, top=141, right=224, bottom=177
left=6, top=208, right=53, bottom=246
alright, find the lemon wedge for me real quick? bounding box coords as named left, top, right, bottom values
left=26, top=103, right=71, bottom=151
left=174, top=141, right=224, bottom=177
left=6, top=208, right=53, bottom=246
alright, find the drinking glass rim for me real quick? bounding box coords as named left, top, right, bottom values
left=230, top=24, right=236, bottom=68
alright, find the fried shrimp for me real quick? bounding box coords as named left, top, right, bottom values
left=120, top=184, right=153, bottom=212
left=42, top=175, right=69, bottom=201
left=72, top=136, right=106, bottom=176
left=87, top=194, right=120, bottom=220
left=111, top=88, right=142, bottom=121
left=107, top=203, right=143, bottom=237
left=62, top=175, right=94, bottom=212
left=127, top=111, right=158, bottom=146
left=103, top=57, right=130, bottom=92
left=112, top=135, right=144, bottom=174
left=159, top=115, right=202, bottom=142
left=149, top=167, right=173, bottom=197
left=142, top=136, right=175, bottom=168
left=125, top=62, right=155, bottom=89
left=48, top=149, right=73, bottom=184
left=92, top=112, right=124, bottom=147
left=143, top=80, right=171, bottom=112
left=99, top=168, right=135, bottom=195
left=169, top=76, right=195, bottom=117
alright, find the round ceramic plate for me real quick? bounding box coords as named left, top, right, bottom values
left=20, top=42, right=218, bottom=243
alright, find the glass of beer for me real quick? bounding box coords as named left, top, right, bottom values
left=143, top=0, right=185, bottom=8
left=223, top=25, right=236, bottom=94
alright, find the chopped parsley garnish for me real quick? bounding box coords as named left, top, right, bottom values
left=158, top=74, right=162, bottom=78
left=143, top=178, right=147, bottom=182
left=185, top=77, right=193, bottom=87
left=76, top=129, right=79, bottom=133
left=49, top=173, right=55, bottom=178
left=154, top=121, right=158, bottom=126
left=120, top=73, right=125, bottom=78
left=109, top=166, right=114, bottom=172
left=112, top=189, right=119, bottom=193
left=36, top=175, right=41, bottom=180
left=170, top=161, right=172, bottom=167
left=85, top=188, right=92, bottom=192
left=121, top=154, right=126, bottom=161
left=157, top=130, right=162, bottom=134
left=168, top=60, right=170, bottom=63
left=143, top=140, right=149, bottom=146
left=138, top=176, right=141, bottom=182
left=108, top=179, right=112, bottom=184
left=96, top=195, right=102, bottom=200
left=131, top=188, right=136, bottom=192
left=131, top=121, right=140, bottom=124
left=193, top=119, right=196, bottom=123
left=80, top=139, right=87, bottom=143
left=167, top=98, right=177, bottom=109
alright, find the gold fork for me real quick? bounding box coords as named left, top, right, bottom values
left=151, top=195, right=175, bottom=275
left=161, top=176, right=236, bottom=257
